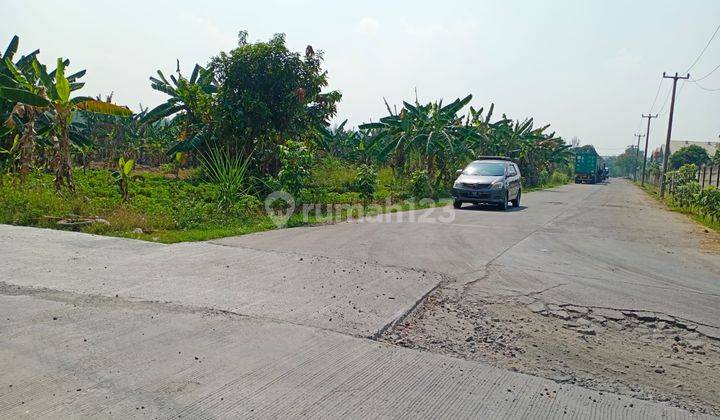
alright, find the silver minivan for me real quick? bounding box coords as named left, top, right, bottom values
left=451, top=157, right=521, bottom=210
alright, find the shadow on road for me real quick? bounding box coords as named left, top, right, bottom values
left=460, top=204, right=528, bottom=212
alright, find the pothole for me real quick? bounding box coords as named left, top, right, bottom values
left=379, top=288, right=720, bottom=416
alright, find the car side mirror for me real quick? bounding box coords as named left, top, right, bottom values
left=456, top=169, right=463, bottom=175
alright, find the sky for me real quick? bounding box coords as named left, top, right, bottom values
left=4, top=0, right=720, bottom=156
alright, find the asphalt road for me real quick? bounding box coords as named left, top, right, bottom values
left=1, top=179, right=718, bottom=418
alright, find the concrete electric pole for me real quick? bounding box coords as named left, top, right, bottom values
left=640, top=114, right=658, bottom=186
left=659, top=72, right=690, bottom=198
left=634, top=133, right=645, bottom=182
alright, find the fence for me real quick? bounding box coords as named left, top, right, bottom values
left=642, top=164, right=720, bottom=191
left=697, top=164, right=720, bottom=188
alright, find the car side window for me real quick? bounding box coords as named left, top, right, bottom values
left=508, top=165, right=517, bottom=177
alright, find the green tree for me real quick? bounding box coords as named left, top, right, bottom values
left=612, top=146, right=641, bottom=177
left=670, top=145, right=710, bottom=169
left=209, top=32, right=341, bottom=173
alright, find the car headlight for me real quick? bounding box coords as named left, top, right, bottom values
left=490, top=181, right=505, bottom=190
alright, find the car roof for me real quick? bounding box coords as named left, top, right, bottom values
left=470, top=159, right=513, bottom=165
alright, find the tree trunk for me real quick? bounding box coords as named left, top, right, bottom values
left=52, top=109, right=75, bottom=192
left=18, top=105, right=36, bottom=182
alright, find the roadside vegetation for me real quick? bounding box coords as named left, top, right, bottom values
left=1, top=33, right=574, bottom=242
left=639, top=164, right=720, bottom=232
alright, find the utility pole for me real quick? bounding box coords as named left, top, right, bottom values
left=640, top=113, right=658, bottom=186
left=659, top=72, right=690, bottom=198
left=633, top=133, right=645, bottom=182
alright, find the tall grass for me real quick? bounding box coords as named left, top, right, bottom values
left=198, top=147, right=252, bottom=208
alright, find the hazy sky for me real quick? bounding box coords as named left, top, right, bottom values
left=5, top=0, right=720, bottom=155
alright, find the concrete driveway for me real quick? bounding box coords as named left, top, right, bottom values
left=1, top=179, right=718, bottom=418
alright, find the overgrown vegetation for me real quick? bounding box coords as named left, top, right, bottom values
left=0, top=32, right=577, bottom=242
left=640, top=163, right=720, bottom=232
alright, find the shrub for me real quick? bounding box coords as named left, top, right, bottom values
left=672, top=181, right=701, bottom=209
left=310, top=157, right=356, bottom=192
left=549, top=171, right=570, bottom=185
left=409, top=170, right=432, bottom=200
left=697, top=186, right=720, bottom=222
left=354, top=164, right=377, bottom=204
left=198, top=147, right=252, bottom=208
left=377, top=167, right=408, bottom=201
left=278, top=140, right=313, bottom=197
left=666, top=163, right=698, bottom=188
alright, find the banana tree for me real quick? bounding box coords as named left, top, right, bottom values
left=359, top=95, right=477, bottom=177
left=0, top=35, right=44, bottom=179
left=1, top=57, right=132, bottom=190
left=46, top=58, right=132, bottom=190
left=142, top=63, right=216, bottom=155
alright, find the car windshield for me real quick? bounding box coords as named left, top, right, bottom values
left=463, top=162, right=505, bottom=176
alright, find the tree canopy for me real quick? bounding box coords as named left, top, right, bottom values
left=670, top=145, right=710, bottom=169
left=209, top=32, right=341, bottom=171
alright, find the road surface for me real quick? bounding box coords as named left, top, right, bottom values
left=1, top=179, right=718, bottom=418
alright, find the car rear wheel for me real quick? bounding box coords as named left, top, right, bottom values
left=453, top=200, right=463, bottom=209
left=511, top=190, right=521, bottom=207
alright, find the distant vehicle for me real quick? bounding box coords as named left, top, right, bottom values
left=573, top=146, right=605, bottom=184
left=452, top=157, right=521, bottom=211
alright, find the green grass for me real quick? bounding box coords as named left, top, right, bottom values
left=0, top=169, right=449, bottom=244
left=636, top=181, right=720, bottom=233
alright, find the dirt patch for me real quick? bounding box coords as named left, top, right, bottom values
left=379, top=285, right=720, bottom=415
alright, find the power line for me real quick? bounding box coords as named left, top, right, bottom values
left=656, top=83, right=674, bottom=115
left=648, top=78, right=664, bottom=113
left=691, top=79, right=720, bottom=91
left=691, top=62, right=720, bottom=82
left=684, top=23, right=720, bottom=73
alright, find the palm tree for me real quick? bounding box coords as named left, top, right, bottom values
left=141, top=62, right=216, bottom=154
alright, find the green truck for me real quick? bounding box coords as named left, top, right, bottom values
left=573, top=146, right=605, bottom=184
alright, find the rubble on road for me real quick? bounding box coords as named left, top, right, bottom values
left=380, top=289, right=720, bottom=416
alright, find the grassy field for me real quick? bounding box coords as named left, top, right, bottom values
left=0, top=170, right=447, bottom=243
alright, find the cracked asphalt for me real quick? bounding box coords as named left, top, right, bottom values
left=1, top=179, right=719, bottom=418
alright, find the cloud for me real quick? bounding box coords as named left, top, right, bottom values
left=357, top=18, right=380, bottom=35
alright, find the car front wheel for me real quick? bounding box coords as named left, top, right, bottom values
left=453, top=200, right=463, bottom=209
left=499, top=193, right=509, bottom=211
left=511, top=190, right=521, bottom=207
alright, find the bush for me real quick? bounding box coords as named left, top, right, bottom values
left=672, top=181, right=701, bottom=209
left=549, top=171, right=570, bottom=185
left=354, top=164, right=377, bottom=204
left=377, top=167, right=409, bottom=201
left=309, top=157, right=356, bottom=192
left=198, top=146, right=252, bottom=209
left=697, top=186, right=720, bottom=222
left=278, top=140, right=313, bottom=197
left=666, top=164, right=698, bottom=188
left=409, top=170, right=432, bottom=200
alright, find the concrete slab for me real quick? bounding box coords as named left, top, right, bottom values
left=0, top=225, right=440, bottom=337
left=0, top=291, right=706, bottom=419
